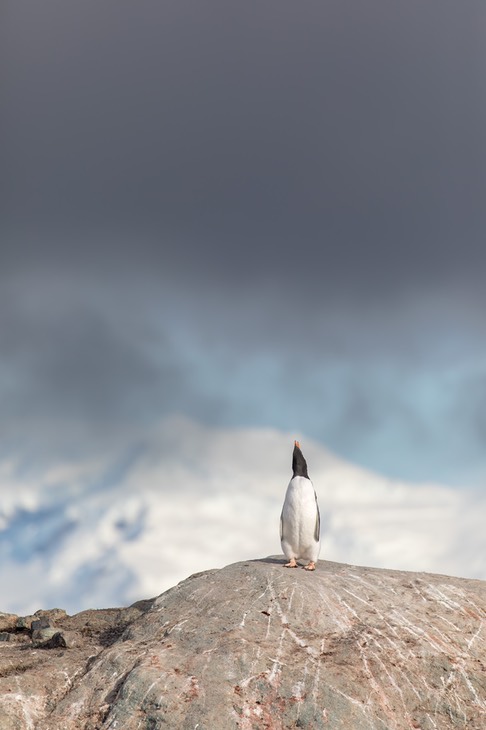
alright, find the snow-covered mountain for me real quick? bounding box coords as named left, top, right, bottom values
left=1, top=417, right=485, bottom=615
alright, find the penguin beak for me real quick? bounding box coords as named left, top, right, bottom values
left=295, top=440, right=300, bottom=449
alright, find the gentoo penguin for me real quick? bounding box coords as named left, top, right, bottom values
left=280, top=441, right=320, bottom=570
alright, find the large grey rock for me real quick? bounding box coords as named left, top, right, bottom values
left=1, top=559, right=485, bottom=729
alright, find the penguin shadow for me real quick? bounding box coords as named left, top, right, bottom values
left=250, top=556, right=286, bottom=566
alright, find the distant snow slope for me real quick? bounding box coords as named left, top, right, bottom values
left=1, top=416, right=485, bottom=615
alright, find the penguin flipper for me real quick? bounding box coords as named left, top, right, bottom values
left=314, top=494, right=320, bottom=543
left=279, top=512, right=283, bottom=541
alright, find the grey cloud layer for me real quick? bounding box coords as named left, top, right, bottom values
left=2, top=2, right=486, bottom=482
left=5, top=1, right=485, bottom=287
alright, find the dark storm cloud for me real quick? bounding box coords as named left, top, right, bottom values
left=1, top=302, right=158, bottom=421
left=2, top=2, right=486, bottom=481
left=0, top=270, right=226, bottom=463
left=3, top=1, right=485, bottom=296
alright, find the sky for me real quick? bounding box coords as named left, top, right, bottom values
left=2, top=1, right=486, bottom=487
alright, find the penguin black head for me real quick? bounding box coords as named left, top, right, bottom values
left=292, top=440, right=309, bottom=479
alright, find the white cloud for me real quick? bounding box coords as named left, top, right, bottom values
left=0, top=416, right=484, bottom=615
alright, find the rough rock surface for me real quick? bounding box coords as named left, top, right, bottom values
left=0, top=558, right=485, bottom=729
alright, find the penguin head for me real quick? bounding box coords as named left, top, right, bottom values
left=292, top=440, right=309, bottom=479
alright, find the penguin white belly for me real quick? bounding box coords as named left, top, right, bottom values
left=280, top=476, right=320, bottom=563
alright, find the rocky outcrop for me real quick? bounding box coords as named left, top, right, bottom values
left=1, top=558, right=485, bottom=729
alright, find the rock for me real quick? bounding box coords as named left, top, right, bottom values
left=15, top=616, right=31, bottom=630
left=31, top=617, right=51, bottom=632
left=31, top=626, right=61, bottom=645
left=39, top=632, right=68, bottom=650
left=31, top=629, right=81, bottom=650
left=1, top=558, right=485, bottom=729
left=16, top=609, right=66, bottom=632
left=30, top=610, right=71, bottom=647
left=0, top=613, right=18, bottom=632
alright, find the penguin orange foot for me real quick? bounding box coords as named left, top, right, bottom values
left=284, top=558, right=298, bottom=568
left=303, top=562, right=316, bottom=571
